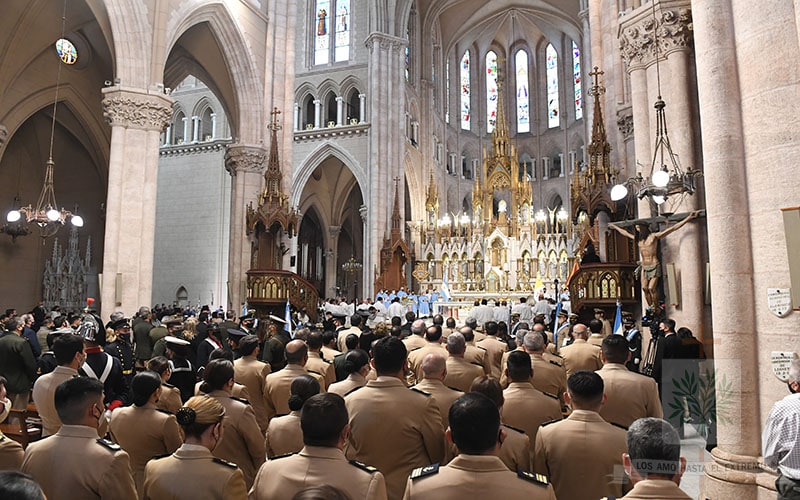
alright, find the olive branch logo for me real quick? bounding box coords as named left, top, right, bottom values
left=667, top=365, right=734, bottom=441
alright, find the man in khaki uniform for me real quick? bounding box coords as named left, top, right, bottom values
left=402, top=393, right=556, bottom=500
left=524, top=331, right=567, bottom=412
left=265, top=340, right=325, bottom=419
left=597, top=336, right=662, bottom=429
left=22, top=377, right=137, bottom=500
left=321, top=330, right=341, bottom=361
left=532, top=323, right=563, bottom=364
left=444, top=333, right=484, bottom=392
left=337, top=314, right=364, bottom=352
left=345, top=336, right=445, bottom=500
left=560, top=323, right=603, bottom=376
left=407, top=325, right=447, bottom=380
left=32, top=334, right=84, bottom=436
left=476, top=321, right=508, bottom=379
left=595, top=308, right=613, bottom=338
left=306, top=332, right=336, bottom=389
left=442, top=316, right=457, bottom=338
left=233, top=335, right=271, bottom=433
left=250, top=393, right=387, bottom=500
left=470, top=376, right=532, bottom=473
left=501, top=351, right=562, bottom=451
left=460, top=326, right=490, bottom=376
left=0, top=428, right=24, bottom=470
left=620, top=418, right=692, bottom=499
left=534, top=371, right=628, bottom=500
left=588, top=318, right=606, bottom=347
left=403, top=319, right=428, bottom=351
left=412, top=352, right=463, bottom=428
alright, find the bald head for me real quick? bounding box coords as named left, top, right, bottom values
left=285, top=340, right=308, bottom=365
left=459, top=326, right=474, bottom=343
left=421, top=353, right=447, bottom=380
left=572, top=323, right=588, bottom=339
left=447, top=332, right=467, bottom=356
left=410, top=319, right=426, bottom=336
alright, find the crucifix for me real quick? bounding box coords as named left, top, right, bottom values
left=268, top=107, right=282, bottom=131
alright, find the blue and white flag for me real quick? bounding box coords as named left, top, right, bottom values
left=613, top=301, right=623, bottom=336
left=441, top=270, right=452, bottom=302
left=552, top=301, right=562, bottom=344
left=284, top=300, right=293, bottom=337
left=241, top=301, right=248, bottom=317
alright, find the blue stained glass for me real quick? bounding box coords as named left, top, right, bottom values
left=546, top=44, right=559, bottom=128
left=461, top=51, right=470, bottom=130
left=486, top=51, right=498, bottom=133
left=573, top=41, right=582, bottom=120
left=515, top=50, right=530, bottom=133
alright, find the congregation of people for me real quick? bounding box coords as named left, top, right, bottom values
left=0, top=294, right=771, bottom=500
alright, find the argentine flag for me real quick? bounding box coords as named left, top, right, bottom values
left=441, top=270, right=452, bottom=301
left=613, top=301, right=623, bottom=336
left=284, top=300, right=293, bottom=337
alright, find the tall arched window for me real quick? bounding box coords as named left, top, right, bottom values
left=460, top=51, right=471, bottom=130
left=486, top=51, right=498, bottom=133
left=546, top=44, right=559, bottom=128
left=572, top=41, right=583, bottom=120
left=515, top=50, right=530, bottom=133
left=314, top=0, right=350, bottom=65
left=445, top=58, right=450, bottom=124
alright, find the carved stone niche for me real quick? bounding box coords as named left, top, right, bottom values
left=619, top=1, right=693, bottom=71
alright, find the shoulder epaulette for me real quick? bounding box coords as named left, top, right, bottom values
left=307, top=369, right=323, bottom=376
left=517, top=469, right=549, bottom=487
left=410, top=387, right=431, bottom=396
left=163, top=382, right=176, bottom=388
left=610, top=422, right=628, bottom=431
left=230, top=396, right=250, bottom=405
left=152, top=453, right=171, bottom=460
left=350, top=460, right=379, bottom=473
left=96, top=438, right=121, bottom=451
left=541, top=418, right=561, bottom=427
left=344, top=385, right=364, bottom=397
left=469, top=362, right=484, bottom=368
left=410, top=464, right=439, bottom=479
left=212, top=457, right=239, bottom=469
left=155, top=408, right=173, bottom=415
left=408, top=346, right=423, bottom=352
left=448, top=386, right=464, bottom=393
left=503, top=424, right=525, bottom=434
left=549, top=359, right=563, bottom=367
left=269, top=452, right=296, bottom=460
left=475, top=345, right=487, bottom=351
left=543, top=392, right=559, bottom=400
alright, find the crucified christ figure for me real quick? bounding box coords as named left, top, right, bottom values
left=609, top=210, right=701, bottom=310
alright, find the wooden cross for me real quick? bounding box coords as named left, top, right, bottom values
left=589, top=66, right=605, bottom=97
left=269, top=107, right=282, bottom=131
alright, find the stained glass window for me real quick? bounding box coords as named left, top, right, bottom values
left=445, top=58, right=450, bottom=124
left=405, top=27, right=410, bottom=81
left=315, top=0, right=350, bottom=65
left=55, top=38, right=77, bottom=65
left=573, top=41, right=582, bottom=120
left=486, top=51, right=498, bottom=133
left=334, top=0, right=350, bottom=62
left=515, top=50, right=530, bottom=134
left=546, top=44, right=559, bottom=128
left=461, top=50, right=470, bottom=130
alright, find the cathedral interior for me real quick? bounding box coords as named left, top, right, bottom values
left=0, top=0, right=799, bottom=497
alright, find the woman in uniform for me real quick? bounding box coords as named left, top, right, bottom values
left=265, top=375, right=320, bottom=458
left=146, top=356, right=182, bottom=413
left=142, top=395, right=247, bottom=499
left=328, top=349, right=369, bottom=397
left=109, top=371, right=182, bottom=497
left=200, top=359, right=265, bottom=488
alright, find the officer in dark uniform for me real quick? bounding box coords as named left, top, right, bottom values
left=165, top=336, right=195, bottom=402
left=623, top=313, right=642, bottom=373
left=75, top=317, right=129, bottom=407
left=105, top=318, right=135, bottom=389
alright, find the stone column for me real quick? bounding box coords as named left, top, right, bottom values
left=224, top=145, right=266, bottom=311
left=294, top=103, right=300, bottom=131
left=181, top=116, right=189, bottom=144
left=313, top=99, right=322, bottom=129
left=210, top=113, right=217, bottom=140
left=336, top=96, right=344, bottom=126
left=100, top=87, right=172, bottom=318
left=163, top=125, right=171, bottom=146
left=192, top=116, right=200, bottom=142
left=359, top=94, right=366, bottom=123
left=327, top=226, right=341, bottom=295
left=359, top=205, right=368, bottom=290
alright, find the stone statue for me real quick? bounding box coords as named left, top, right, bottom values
left=609, top=211, right=701, bottom=310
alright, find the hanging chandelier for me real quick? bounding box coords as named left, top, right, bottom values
left=3, top=0, right=84, bottom=239
left=609, top=2, right=702, bottom=207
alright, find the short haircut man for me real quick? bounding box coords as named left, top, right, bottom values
left=567, top=370, right=604, bottom=408
left=448, top=393, right=501, bottom=454
left=52, top=334, right=84, bottom=366
left=588, top=319, right=603, bottom=334
left=445, top=317, right=456, bottom=329
left=301, top=393, right=349, bottom=447
left=446, top=333, right=466, bottom=356
left=601, top=335, right=629, bottom=364
left=238, top=335, right=260, bottom=357
left=410, top=320, right=426, bottom=336
left=485, top=321, right=498, bottom=336
left=459, top=326, right=474, bottom=342
left=54, top=376, right=104, bottom=425
left=523, top=332, right=545, bottom=353
left=307, top=332, right=324, bottom=350
left=285, top=340, right=308, bottom=365
left=372, top=336, right=407, bottom=375
left=506, top=350, right=533, bottom=382
left=425, top=325, right=442, bottom=343
left=624, top=418, right=684, bottom=483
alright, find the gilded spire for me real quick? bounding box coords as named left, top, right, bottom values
left=425, top=169, right=439, bottom=212
left=491, top=59, right=510, bottom=159
left=261, top=107, right=285, bottom=203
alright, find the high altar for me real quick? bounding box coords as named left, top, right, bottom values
left=413, top=76, right=574, bottom=298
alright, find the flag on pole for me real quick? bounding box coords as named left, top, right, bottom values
left=613, top=301, right=623, bottom=336
left=552, top=301, right=562, bottom=343
left=241, top=301, right=248, bottom=317
left=441, top=270, right=452, bottom=301
left=284, top=299, right=293, bottom=336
